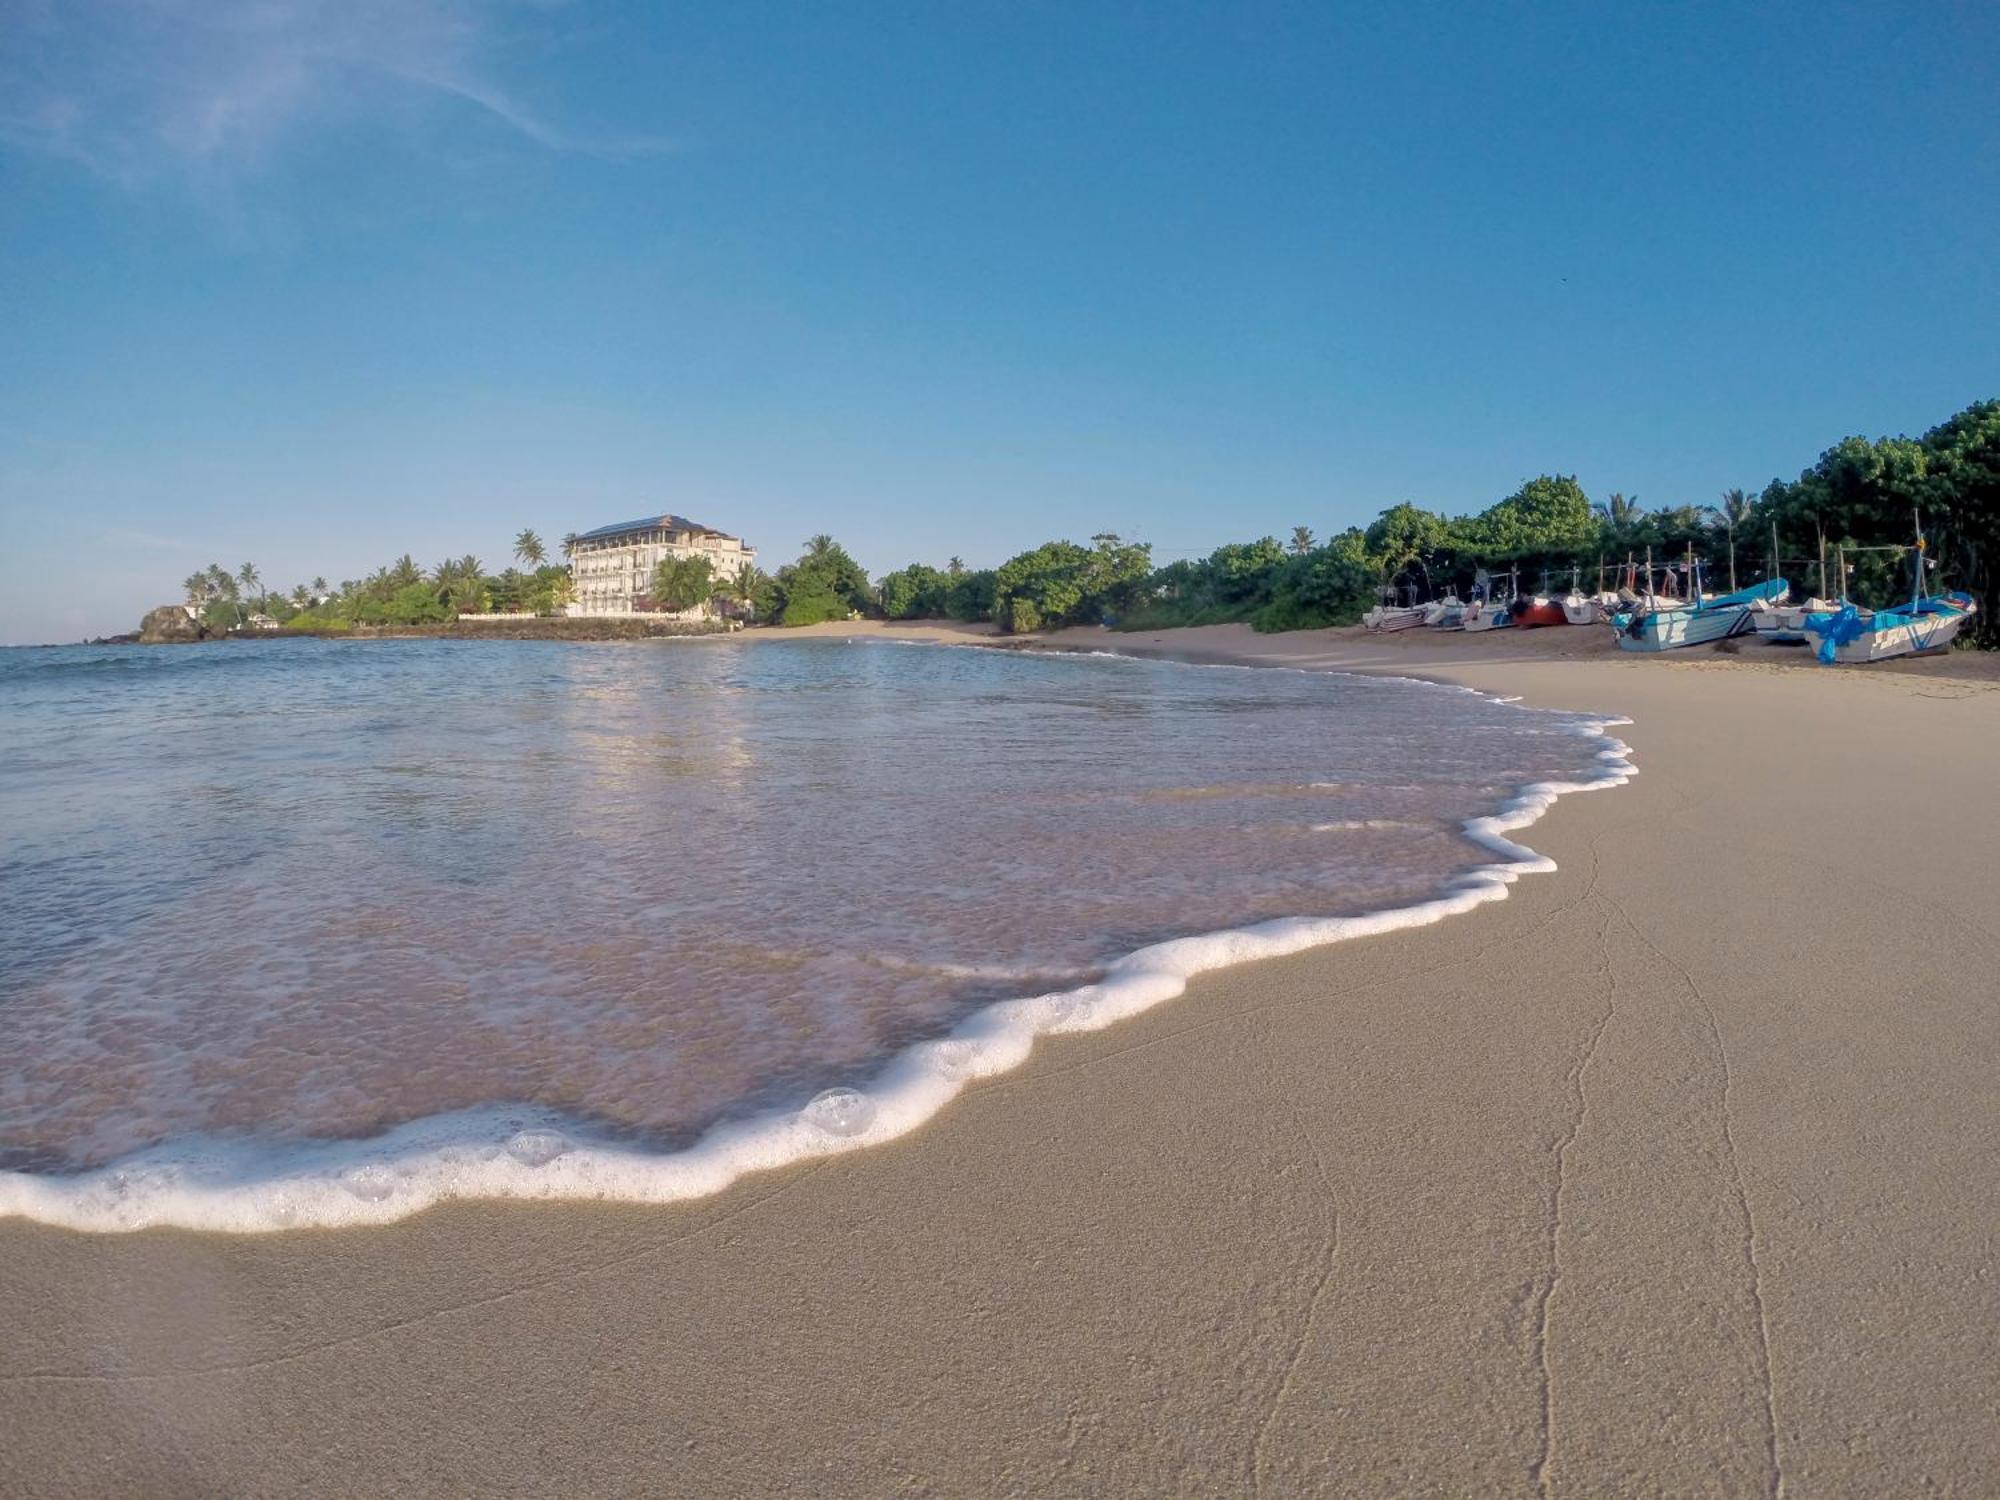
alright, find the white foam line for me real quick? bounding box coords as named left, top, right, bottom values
left=0, top=655, right=1636, bottom=1235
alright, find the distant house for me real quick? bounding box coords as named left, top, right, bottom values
left=245, top=612, right=281, bottom=632
left=566, top=514, right=756, bottom=619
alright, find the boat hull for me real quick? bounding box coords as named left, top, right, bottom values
left=1613, top=603, right=1754, bottom=652
left=1364, top=608, right=1429, bottom=632
left=1511, top=600, right=1567, bottom=628
left=1807, top=598, right=1977, bottom=662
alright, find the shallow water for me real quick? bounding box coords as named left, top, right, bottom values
left=0, top=637, right=1626, bottom=1227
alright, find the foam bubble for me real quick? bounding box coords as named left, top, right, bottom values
left=928, top=1039, right=979, bottom=1079
left=506, top=1129, right=571, bottom=1167
left=801, top=1088, right=876, bottom=1139
left=341, top=1165, right=399, bottom=1203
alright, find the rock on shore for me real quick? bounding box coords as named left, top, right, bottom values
left=138, top=605, right=206, bottom=643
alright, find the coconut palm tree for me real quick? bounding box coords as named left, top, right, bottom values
left=1708, top=487, right=1754, bottom=590
left=207, top=563, right=238, bottom=601
left=311, top=576, right=328, bottom=598
left=290, top=584, right=310, bottom=609
left=388, top=554, right=422, bottom=590
left=1290, top=526, right=1316, bottom=556
left=514, top=529, right=546, bottom=569
left=947, top=556, right=966, bottom=577
left=238, top=562, right=261, bottom=607
left=1594, top=492, right=1649, bottom=553
left=560, top=532, right=578, bottom=560
left=713, top=561, right=762, bottom=617
left=183, top=572, right=208, bottom=608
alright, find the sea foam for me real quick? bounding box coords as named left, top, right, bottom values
left=0, top=652, right=1634, bottom=1234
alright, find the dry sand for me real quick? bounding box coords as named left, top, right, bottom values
left=4, top=622, right=1997, bottom=1497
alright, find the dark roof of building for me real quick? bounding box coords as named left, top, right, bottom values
left=574, top=514, right=737, bottom=543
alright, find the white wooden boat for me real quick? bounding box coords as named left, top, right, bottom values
left=1362, top=604, right=1429, bottom=632
left=1420, top=594, right=1462, bottom=626
left=1749, top=596, right=1836, bottom=643
left=1804, top=592, right=1977, bottom=662
left=1613, top=601, right=1755, bottom=651
left=1461, top=596, right=1512, bottom=632
left=1560, top=591, right=1596, bottom=626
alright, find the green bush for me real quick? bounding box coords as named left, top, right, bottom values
left=779, top=582, right=850, bottom=626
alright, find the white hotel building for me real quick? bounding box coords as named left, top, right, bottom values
left=566, top=514, right=757, bottom=619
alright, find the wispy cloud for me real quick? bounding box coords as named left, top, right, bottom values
left=0, top=0, right=670, bottom=185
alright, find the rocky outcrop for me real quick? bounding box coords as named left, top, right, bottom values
left=139, top=605, right=206, bottom=643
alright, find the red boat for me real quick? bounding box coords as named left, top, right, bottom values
left=1510, top=597, right=1569, bottom=628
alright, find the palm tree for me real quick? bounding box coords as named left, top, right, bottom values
left=290, top=584, right=310, bottom=609
left=311, top=576, right=328, bottom=598
left=560, top=532, right=579, bottom=560
left=238, top=563, right=261, bottom=607
left=805, top=533, right=837, bottom=563
left=183, top=572, right=208, bottom=608
left=1708, top=487, right=1753, bottom=590
left=947, top=556, right=966, bottom=578
left=389, top=554, right=422, bottom=590
left=1594, top=492, right=1649, bottom=553
left=714, top=561, right=763, bottom=617
left=1290, top=526, right=1316, bottom=556
left=207, top=563, right=238, bottom=601
left=515, top=529, right=546, bottom=569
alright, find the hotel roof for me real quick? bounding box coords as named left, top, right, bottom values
left=574, top=514, right=737, bottom=543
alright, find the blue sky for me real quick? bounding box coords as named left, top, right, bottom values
left=1, top=1, right=1993, bottom=643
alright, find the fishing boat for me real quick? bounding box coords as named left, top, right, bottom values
left=1749, top=594, right=1837, bottom=643
left=1610, top=552, right=1770, bottom=652
left=1746, top=522, right=1830, bottom=643
left=1804, top=593, right=1978, bottom=662
left=1428, top=598, right=1467, bottom=630
left=1558, top=570, right=1598, bottom=625
left=1803, top=521, right=1977, bottom=662
left=1420, top=593, right=1463, bottom=626
left=1461, top=594, right=1512, bottom=632
left=1362, top=601, right=1429, bottom=632
left=1511, top=594, right=1567, bottom=628
left=1509, top=570, right=1568, bottom=628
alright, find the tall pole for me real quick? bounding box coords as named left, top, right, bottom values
left=1913, top=506, right=1925, bottom=607
left=1817, top=518, right=1828, bottom=603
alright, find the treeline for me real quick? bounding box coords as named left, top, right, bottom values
left=185, top=530, right=573, bottom=630
left=831, top=397, right=1997, bottom=642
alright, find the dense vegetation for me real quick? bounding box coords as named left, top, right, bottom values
left=841, top=398, right=1997, bottom=642
left=183, top=530, right=578, bottom=630
left=171, top=399, right=1998, bottom=645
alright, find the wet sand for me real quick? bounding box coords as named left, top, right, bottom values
left=3, top=621, right=1996, bottom=1497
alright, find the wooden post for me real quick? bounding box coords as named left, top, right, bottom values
left=1817, top=518, right=1828, bottom=603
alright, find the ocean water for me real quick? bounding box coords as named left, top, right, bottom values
left=0, top=637, right=1631, bottom=1231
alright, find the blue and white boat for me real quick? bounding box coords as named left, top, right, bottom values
left=1803, top=527, right=1978, bottom=663
left=1803, top=593, right=1976, bottom=662
left=1611, top=563, right=1785, bottom=653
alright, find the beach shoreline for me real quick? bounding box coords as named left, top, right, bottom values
left=3, top=624, right=1995, bottom=1495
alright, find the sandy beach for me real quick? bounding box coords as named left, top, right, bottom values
left=4, top=623, right=1996, bottom=1497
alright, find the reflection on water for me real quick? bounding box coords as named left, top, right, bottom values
left=0, top=638, right=1609, bottom=1170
